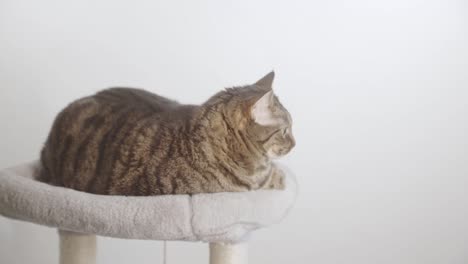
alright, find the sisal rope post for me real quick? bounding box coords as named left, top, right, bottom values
left=209, top=242, right=248, bottom=264
left=58, top=230, right=96, bottom=264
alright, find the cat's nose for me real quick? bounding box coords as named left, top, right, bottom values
left=290, top=137, right=296, bottom=149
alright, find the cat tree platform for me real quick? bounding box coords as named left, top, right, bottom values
left=0, top=161, right=297, bottom=264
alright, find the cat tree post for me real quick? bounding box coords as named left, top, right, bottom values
left=59, top=230, right=96, bottom=264
left=209, top=242, right=248, bottom=264
left=58, top=232, right=249, bottom=264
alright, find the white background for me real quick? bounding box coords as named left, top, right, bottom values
left=1, top=0, right=467, bottom=263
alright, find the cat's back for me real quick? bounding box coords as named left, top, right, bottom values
left=95, top=87, right=180, bottom=112
left=49, top=87, right=181, bottom=141
left=39, top=87, right=182, bottom=190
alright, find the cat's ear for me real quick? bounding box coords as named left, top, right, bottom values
left=251, top=91, right=276, bottom=126
left=255, top=71, right=275, bottom=90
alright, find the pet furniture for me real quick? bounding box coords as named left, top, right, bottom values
left=0, top=161, right=297, bottom=264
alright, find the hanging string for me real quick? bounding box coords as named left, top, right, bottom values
left=163, top=240, right=167, bottom=264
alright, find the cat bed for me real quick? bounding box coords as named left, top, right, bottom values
left=0, top=161, right=297, bottom=243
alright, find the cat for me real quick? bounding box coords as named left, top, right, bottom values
left=39, top=71, right=295, bottom=195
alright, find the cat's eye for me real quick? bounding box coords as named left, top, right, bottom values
left=282, top=128, right=288, bottom=136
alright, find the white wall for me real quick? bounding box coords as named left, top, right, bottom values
left=1, top=0, right=467, bottom=263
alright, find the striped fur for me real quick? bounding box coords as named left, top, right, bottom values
left=39, top=72, right=295, bottom=195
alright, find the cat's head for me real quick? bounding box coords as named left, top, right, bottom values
left=211, top=71, right=295, bottom=159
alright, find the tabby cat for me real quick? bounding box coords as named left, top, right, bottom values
left=39, top=72, right=295, bottom=195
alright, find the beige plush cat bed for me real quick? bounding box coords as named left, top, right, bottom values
left=0, top=161, right=297, bottom=264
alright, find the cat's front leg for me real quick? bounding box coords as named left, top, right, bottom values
left=262, top=165, right=286, bottom=190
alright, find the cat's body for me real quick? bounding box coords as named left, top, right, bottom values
left=40, top=72, right=295, bottom=195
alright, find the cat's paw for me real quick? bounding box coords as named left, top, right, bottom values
left=265, top=168, right=286, bottom=190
